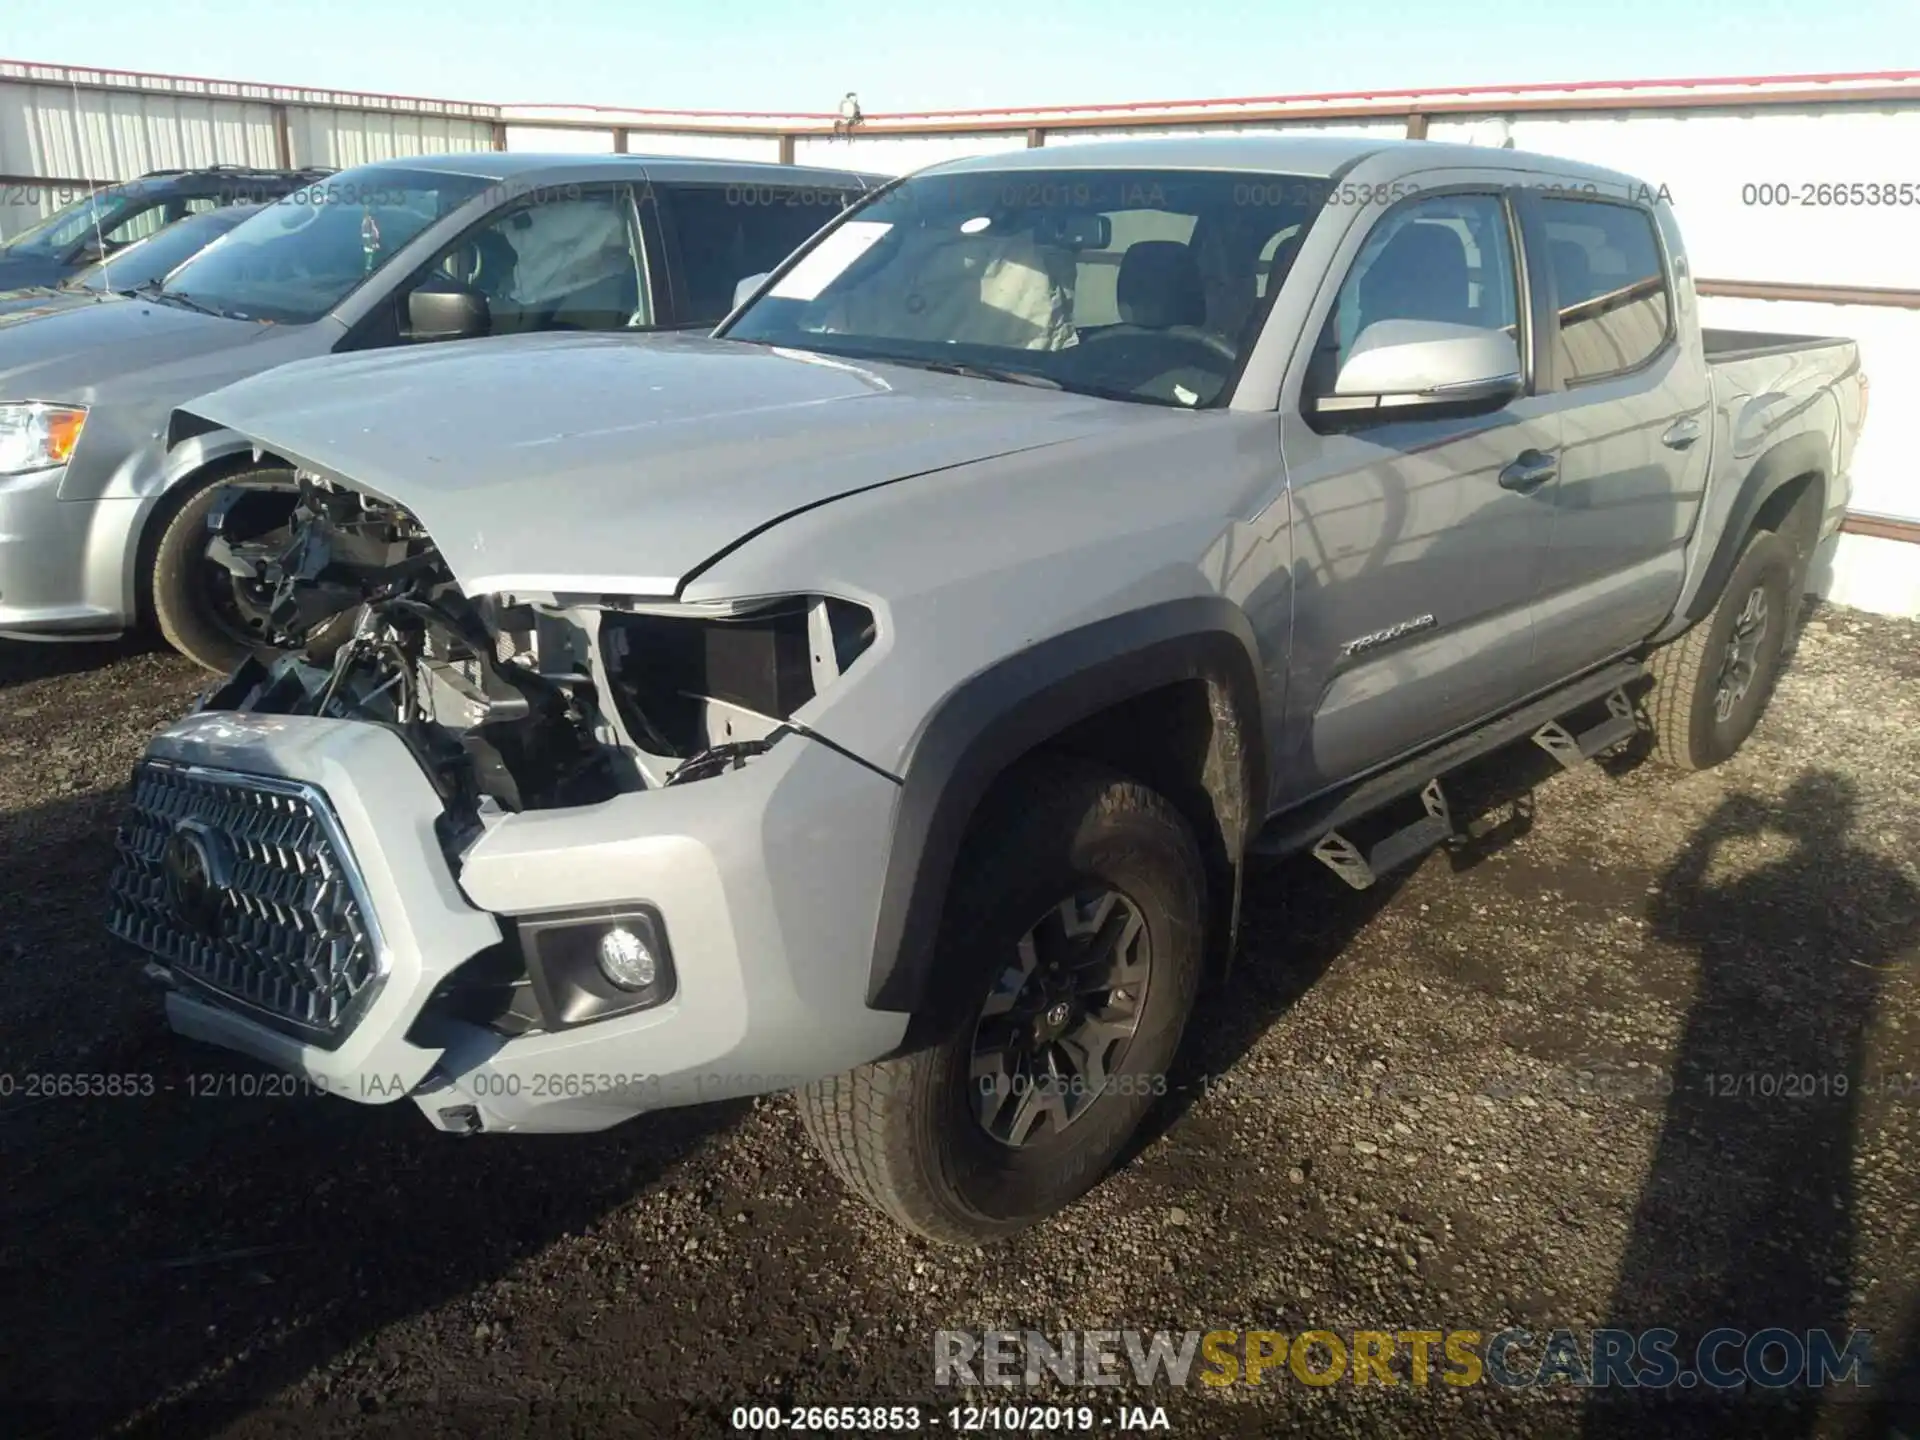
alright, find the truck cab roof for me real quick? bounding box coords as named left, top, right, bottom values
left=929, top=133, right=1651, bottom=194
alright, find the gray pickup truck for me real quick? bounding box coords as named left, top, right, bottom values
left=0, top=153, right=874, bottom=668
left=111, top=135, right=1865, bottom=1243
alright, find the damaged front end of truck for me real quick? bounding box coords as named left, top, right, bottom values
left=196, top=470, right=878, bottom=838
left=109, top=449, right=905, bottom=1129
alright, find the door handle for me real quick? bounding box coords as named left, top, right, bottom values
left=1498, top=449, right=1558, bottom=493
left=1663, top=416, right=1703, bottom=449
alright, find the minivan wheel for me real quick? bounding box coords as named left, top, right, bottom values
left=1645, top=528, right=1796, bottom=771
left=149, top=469, right=356, bottom=673
left=798, top=757, right=1205, bottom=1244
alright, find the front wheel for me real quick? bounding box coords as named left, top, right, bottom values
left=1644, top=528, right=1796, bottom=771
left=148, top=469, right=356, bottom=673
left=798, top=758, right=1206, bottom=1243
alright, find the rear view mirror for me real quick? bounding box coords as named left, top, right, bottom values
left=1035, top=212, right=1111, bottom=251
left=733, top=272, right=771, bottom=310
left=407, top=275, right=490, bottom=343
left=1320, top=320, right=1521, bottom=414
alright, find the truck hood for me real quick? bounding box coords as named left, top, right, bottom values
left=0, top=291, right=275, bottom=400
left=185, top=331, right=1150, bottom=597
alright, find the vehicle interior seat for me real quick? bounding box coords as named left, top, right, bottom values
left=1115, top=240, right=1207, bottom=330
left=1357, top=221, right=1474, bottom=331
left=1104, top=239, right=1234, bottom=402
left=467, top=227, right=522, bottom=315
left=1550, top=237, right=1594, bottom=309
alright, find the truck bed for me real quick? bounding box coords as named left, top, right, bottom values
left=1673, top=328, right=1865, bottom=631
left=1702, top=327, right=1856, bottom=364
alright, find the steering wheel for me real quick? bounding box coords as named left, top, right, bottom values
left=1070, top=325, right=1237, bottom=399
left=1078, top=324, right=1237, bottom=365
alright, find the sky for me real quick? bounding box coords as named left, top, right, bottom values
left=9, top=0, right=1919, bottom=114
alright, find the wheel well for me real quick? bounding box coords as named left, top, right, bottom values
left=1026, top=678, right=1254, bottom=979
left=130, top=454, right=288, bottom=628
left=1751, top=470, right=1825, bottom=572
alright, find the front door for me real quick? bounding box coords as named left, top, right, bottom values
left=1274, top=186, right=1558, bottom=804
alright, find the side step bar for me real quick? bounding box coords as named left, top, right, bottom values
left=1253, top=659, right=1646, bottom=888
left=1310, top=778, right=1453, bottom=891
left=1530, top=688, right=1637, bottom=771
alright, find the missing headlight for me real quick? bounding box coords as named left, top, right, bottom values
left=599, top=596, right=874, bottom=761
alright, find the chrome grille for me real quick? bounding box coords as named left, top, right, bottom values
left=109, top=760, right=385, bottom=1047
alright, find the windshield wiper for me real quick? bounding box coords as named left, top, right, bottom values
left=131, top=281, right=225, bottom=317
left=873, top=356, right=1064, bottom=390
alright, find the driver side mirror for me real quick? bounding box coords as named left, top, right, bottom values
left=71, top=236, right=106, bottom=265
left=406, top=274, right=491, bottom=343
left=732, top=272, right=771, bottom=310
left=1318, top=320, right=1521, bottom=415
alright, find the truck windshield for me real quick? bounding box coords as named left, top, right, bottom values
left=721, top=167, right=1326, bottom=407
left=157, top=167, right=493, bottom=324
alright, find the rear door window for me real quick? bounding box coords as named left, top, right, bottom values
left=1536, top=197, right=1672, bottom=383
left=103, top=200, right=176, bottom=248
left=655, top=181, right=858, bottom=327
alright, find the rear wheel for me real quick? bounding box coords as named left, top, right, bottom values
left=149, top=468, right=356, bottom=673
left=798, top=758, right=1205, bottom=1243
left=1645, top=528, right=1796, bottom=771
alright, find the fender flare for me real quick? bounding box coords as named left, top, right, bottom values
left=1683, top=430, right=1829, bottom=625
left=123, top=424, right=281, bottom=620
left=863, top=596, right=1268, bottom=1014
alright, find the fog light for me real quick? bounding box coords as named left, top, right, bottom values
left=514, top=905, right=675, bottom=1028
left=597, top=925, right=658, bottom=990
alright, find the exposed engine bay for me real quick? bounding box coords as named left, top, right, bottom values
left=198, top=472, right=876, bottom=833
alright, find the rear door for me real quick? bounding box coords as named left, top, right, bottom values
left=649, top=179, right=861, bottom=329
left=1274, top=182, right=1559, bottom=801
left=1519, top=191, right=1707, bottom=674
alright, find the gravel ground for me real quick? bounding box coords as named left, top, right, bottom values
left=1, top=606, right=1917, bottom=1440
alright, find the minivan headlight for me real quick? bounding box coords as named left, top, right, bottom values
left=0, top=402, right=88, bottom=476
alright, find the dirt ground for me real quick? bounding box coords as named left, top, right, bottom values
left=1, top=606, right=1917, bottom=1440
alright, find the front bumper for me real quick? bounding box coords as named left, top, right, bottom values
left=117, top=711, right=909, bottom=1133
left=0, top=467, right=135, bottom=637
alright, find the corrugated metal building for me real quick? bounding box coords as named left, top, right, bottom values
left=0, top=57, right=496, bottom=238
left=3, top=61, right=1915, bottom=611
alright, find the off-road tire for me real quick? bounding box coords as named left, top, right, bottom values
left=797, top=757, right=1206, bottom=1244
left=149, top=469, right=355, bottom=673
left=1645, top=528, right=1796, bottom=771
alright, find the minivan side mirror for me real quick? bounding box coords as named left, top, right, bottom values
left=1318, top=320, right=1522, bottom=414
left=733, top=272, right=771, bottom=310
left=407, top=275, right=491, bottom=343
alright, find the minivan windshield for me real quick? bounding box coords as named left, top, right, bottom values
left=157, top=167, right=493, bottom=324
left=721, top=167, right=1327, bottom=407
left=68, top=204, right=262, bottom=293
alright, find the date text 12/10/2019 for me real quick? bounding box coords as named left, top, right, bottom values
left=728, top=1404, right=1172, bottom=1432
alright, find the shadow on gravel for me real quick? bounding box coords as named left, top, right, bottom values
left=1584, top=772, right=1920, bottom=1439
left=1866, top=1297, right=1920, bottom=1440
left=0, top=786, right=748, bottom=1440
left=0, top=634, right=165, bottom=690
left=1131, top=733, right=1589, bottom=1157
